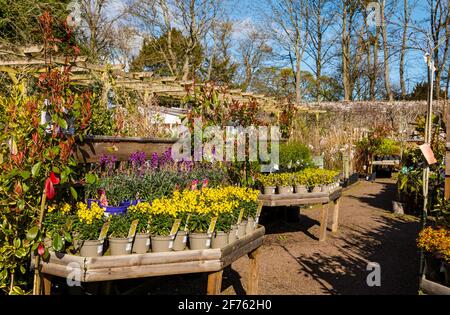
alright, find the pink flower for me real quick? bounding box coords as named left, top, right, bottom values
left=202, top=179, right=209, bottom=188
left=191, top=180, right=199, bottom=190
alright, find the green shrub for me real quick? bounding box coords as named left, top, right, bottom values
left=279, top=141, right=313, bottom=172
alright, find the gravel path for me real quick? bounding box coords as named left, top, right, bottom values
left=81, top=178, right=421, bottom=295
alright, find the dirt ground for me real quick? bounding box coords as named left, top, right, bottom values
left=62, top=178, right=421, bottom=295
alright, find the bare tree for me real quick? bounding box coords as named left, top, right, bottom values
left=238, top=28, right=273, bottom=92
left=399, top=0, right=410, bottom=99
left=304, top=0, right=338, bottom=102
left=79, top=0, right=136, bottom=62
left=265, top=0, right=309, bottom=104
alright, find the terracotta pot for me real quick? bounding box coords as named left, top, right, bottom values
left=173, top=230, right=188, bottom=251
left=312, top=186, right=322, bottom=193
left=263, top=186, right=276, bottom=195
left=79, top=240, right=103, bottom=257
left=151, top=235, right=173, bottom=253
left=278, top=185, right=293, bottom=194
left=109, top=237, right=132, bottom=255
left=237, top=221, right=248, bottom=239
left=228, top=225, right=238, bottom=243
left=132, top=233, right=150, bottom=254
left=211, top=231, right=229, bottom=249
left=246, top=217, right=256, bottom=234
left=189, top=233, right=211, bottom=250
left=295, top=185, right=308, bottom=194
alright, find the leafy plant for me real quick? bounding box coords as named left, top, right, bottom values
left=108, top=214, right=131, bottom=238
left=279, top=141, right=313, bottom=172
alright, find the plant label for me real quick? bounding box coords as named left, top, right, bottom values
left=97, top=245, right=103, bottom=254
left=169, top=240, right=174, bottom=249
left=207, top=217, right=218, bottom=235
left=184, top=215, right=191, bottom=232
left=146, top=239, right=151, bottom=246
left=419, top=143, right=437, bottom=165
left=127, top=220, right=139, bottom=238
left=98, top=222, right=110, bottom=240
left=126, top=243, right=132, bottom=252
left=183, top=235, right=187, bottom=243
left=255, top=202, right=263, bottom=226
left=206, top=238, right=211, bottom=248
left=170, top=219, right=182, bottom=237
left=237, top=209, right=244, bottom=224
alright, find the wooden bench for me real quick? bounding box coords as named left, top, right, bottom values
left=258, top=188, right=342, bottom=242
left=39, top=226, right=265, bottom=295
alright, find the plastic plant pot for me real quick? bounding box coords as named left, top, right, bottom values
left=189, top=233, right=212, bottom=250
left=211, top=231, right=229, bottom=249
left=79, top=240, right=103, bottom=257
left=172, top=230, right=188, bottom=251
left=132, top=233, right=151, bottom=254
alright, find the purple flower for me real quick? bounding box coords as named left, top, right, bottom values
left=150, top=152, right=159, bottom=169
left=99, top=154, right=117, bottom=169
left=130, top=151, right=147, bottom=166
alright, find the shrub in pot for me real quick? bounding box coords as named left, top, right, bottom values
left=276, top=173, right=294, bottom=195
left=73, top=202, right=106, bottom=257
left=257, top=174, right=277, bottom=195
left=108, top=214, right=133, bottom=256
left=127, top=202, right=151, bottom=254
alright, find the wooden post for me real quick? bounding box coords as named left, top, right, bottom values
left=319, top=203, right=329, bottom=241
left=42, top=274, right=52, bottom=296
left=247, top=248, right=261, bottom=295
left=207, top=270, right=223, bottom=295
left=331, top=198, right=340, bottom=233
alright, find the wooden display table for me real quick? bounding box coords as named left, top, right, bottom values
left=258, top=188, right=342, bottom=242
left=39, top=226, right=265, bottom=295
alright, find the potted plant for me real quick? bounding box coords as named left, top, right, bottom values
left=73, top=202, right=106, bottom=257
left=127, top=202, right=151, bottom=254
left=212, top=212, right=234, bottom=248
left=187, top=212, right=214, bottom=250
left=148, top=197, right=177, bottom=252
left=305, top=169, right=322, bottom=193
left=276, top=173, right=294, bottom=195
left=293, top=172, right=308, bottom=194
left=108, top=214, right=133, bottom=255
left=43, top=203, right=75, bottom=253
left=257, top=173, right=277, bottom=195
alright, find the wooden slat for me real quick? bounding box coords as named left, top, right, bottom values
left=421, top=277, right=450, bottom=295
left=84, top=260, right=222, bottom=282
left=85, top=248, right=222, bottom=270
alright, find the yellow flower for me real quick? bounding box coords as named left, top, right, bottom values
left=47, top=204, right=56, bottom=213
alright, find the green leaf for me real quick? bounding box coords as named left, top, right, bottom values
left=19, top=265, right=26, bottom=274
left=64, top=232, right=72, bottom=243
left=9, top=286, right=25, bottom=295
left=85, top=173, right=97, bottom=185
left=52, top=234, right=64, bottom=252
left=26, top=226, right=39, bottom=240
left=31, top=162, right=42, bottom=177
left=59, top=118, right=68, bottom=130
left=15, top=248, right=27, bottom=258
left=13, top=238, right=21, bottom=249
left=20, top=171, right=30, bottom=180
left=70, top=186, right=78, bottom=200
